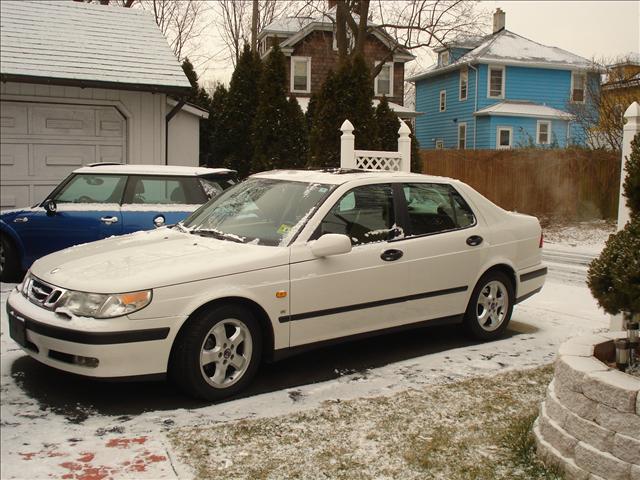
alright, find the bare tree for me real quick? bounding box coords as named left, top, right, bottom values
left=213, top=1, right=299, bottom=67
left=567, top=55, right=639, bottom=151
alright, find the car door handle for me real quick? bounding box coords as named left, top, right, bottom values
left=466, top=235, right=483, bottom=246
left=381, top=249, right=403, bottom=261
left=13, top=217, right=29, bottom=223
left=100, top=216, right=119, bottom=224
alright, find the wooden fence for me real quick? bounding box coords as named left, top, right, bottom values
left=419, top=149, right=621, bottom=219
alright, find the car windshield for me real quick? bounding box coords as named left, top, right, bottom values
left=182, top=178, right=333, bottom=246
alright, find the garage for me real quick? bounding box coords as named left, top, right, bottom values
left=0, top=101, right=126, bottom=209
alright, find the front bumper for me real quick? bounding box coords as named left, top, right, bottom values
left=6, top=288, right=185, bottom=378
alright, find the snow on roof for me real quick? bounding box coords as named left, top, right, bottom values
left=409, top=29, right=595, bottom=82
left=292, top=97, right=422, bottom=118
left=253, top=169, right=444, bottom=186
left=74, top=165, right=235, bottom=176
left=0, top=0, right=191, bottom=93
left=474, top=101, right=573, bottom=120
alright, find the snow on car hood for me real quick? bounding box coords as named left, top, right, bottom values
left=30, top=228, right=290, bottom=293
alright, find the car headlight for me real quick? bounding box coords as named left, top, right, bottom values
left=56, top=290, right=152, bottom=319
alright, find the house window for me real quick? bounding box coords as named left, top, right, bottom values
left=488, top=65, right=505, bottom=98
left=439, top=90, right=446, bottom=112
left=497, top=127, right=512, bottom=149
left=459, top=68, right=468, bottom=101
left=537, top=120, right=551, bottom=145
left=333, top=29, right=355, bottom=52
left=435, top=140, right=444, bottom=149
left=440, top=51, right=450, bottom=66
left=458, top=123, right=467, bottom=149
left=375, top=62, right=394, bottom=96
left=291, top=57, right=310, bottom=93
left=571, top=72, right=586, bottom=103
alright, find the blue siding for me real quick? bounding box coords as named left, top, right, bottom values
left=415, top=67, right=477, bottom=149
left=487, top=116, right=570, bottom=149
left=415, top=63, right=597, bottom=149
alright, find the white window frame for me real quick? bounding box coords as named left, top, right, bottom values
left=435, top=140, right=445, bottom=149
left=571, top=71, right=586, bottom=103
left=439, top=90, right=446, bottom=112
left=487, top=65, right=506, bottom=99
left=496, top=126, right=513, bottom=149
left=459, top=67, right=468, bottom=101
left=290, top=56, right=311, bottom=94
left=374, top=62, right=394, bottom=97
left=458, top=122, right=467, bottom=149
left=440, top=51, right=450, bottom=66
left=333, top=29, right=355, bottom=52
left=537, top=120, right=551, bottom=145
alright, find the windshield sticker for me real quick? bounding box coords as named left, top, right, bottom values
left=277, top=224, right=292, bottom=235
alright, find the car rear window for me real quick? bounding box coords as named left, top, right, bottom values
left=403, top=183, right=475, bottom=236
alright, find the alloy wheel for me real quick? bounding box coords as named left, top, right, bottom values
left=476, top=280, right=509, bottom=332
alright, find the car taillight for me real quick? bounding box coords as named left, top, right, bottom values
left=539, top=231, right=544, bottom=248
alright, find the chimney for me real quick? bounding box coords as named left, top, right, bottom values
left=493, top=8, right=506, bottom=33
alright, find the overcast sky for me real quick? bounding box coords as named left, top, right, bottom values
left=199, top=0, right=640, bottom=86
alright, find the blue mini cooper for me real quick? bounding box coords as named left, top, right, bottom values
left=0, top=164, right=236, bottom=281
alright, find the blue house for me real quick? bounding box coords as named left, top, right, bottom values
left=409, top=9, right=597, bottom=150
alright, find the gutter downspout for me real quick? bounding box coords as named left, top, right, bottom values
left=165, top=99, right=186, bottom=165
left=468, top=63, right=479, bottom=149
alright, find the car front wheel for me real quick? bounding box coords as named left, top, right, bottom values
left=463, top=271, right=514, bottom=341
left=170, top=304, right=262, bottom=401
left=0, top=235, right=21, bottom=283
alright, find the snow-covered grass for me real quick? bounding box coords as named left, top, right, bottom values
left=169, top=366, right=561, bottom=480
left=540, top=218, right=615, bottom=254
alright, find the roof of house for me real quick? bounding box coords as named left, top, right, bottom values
left=0, top=0, right=191, bottom=94
left=474, top=101, right=573, bottom=120
left=408, top=29, right=595, bottom=82
left=259, top=10, right=414, bottom=60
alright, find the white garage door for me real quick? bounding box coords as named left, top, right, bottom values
left=0, top=101, right=127, bottom=210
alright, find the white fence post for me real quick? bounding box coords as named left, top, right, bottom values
left=610, top=101, right=639, bottom=331
left=398, top=120, right=411, bottom=172
left=340, top=119, right=355, bottom=169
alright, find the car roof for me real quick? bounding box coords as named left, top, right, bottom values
left=252, top=169, right=459, bottom=186
left=73, top=164, right=236, bottom=176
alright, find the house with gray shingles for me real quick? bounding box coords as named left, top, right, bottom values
left=0, top=0, right=208, bottom=210
left=409, top=9, right=597, bottom=150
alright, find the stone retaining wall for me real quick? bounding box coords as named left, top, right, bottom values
left=534, top=333, right=640, bottom=480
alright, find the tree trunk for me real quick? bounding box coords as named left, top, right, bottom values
left=251, top=0, right=259, bottom=53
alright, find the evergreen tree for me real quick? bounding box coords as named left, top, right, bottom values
left=587, top=132, right=640, bottom=316
left=251, top=44, right=292, bottom=172
left=207, top=83, right=229, bottom=167
left=309, top=56, right=377, bottom=168
left=375, top=96, right=400, bottom=151
left=623, top=133, right=640, bottom=215
left=224, top=45, right=262, bottom=178
left=283, top=95, right=309, bottom=169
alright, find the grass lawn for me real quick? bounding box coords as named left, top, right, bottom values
left=169, top=365, right=563, bottom=480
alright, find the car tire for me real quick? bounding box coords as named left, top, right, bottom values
left=169, top=304, right=262, bottom=401
left=463, top=270, right=514, bottom=341
left=0, top=235, right=21, bottom=283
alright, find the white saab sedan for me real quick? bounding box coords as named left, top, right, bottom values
left=7, top=169, right=546, bottom=400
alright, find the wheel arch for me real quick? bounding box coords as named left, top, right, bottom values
left=477, top=263, right=517, bottom=294
left=168, top=296, right=276, bottom=369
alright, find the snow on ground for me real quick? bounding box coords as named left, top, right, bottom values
left=0, top=233, right=610, bottom=479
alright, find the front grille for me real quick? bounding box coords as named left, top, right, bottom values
left=24, top=276, right=66, bottom=311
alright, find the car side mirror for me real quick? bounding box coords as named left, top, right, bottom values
left=310, top=234, right=352, bottom=257
left=44, top=199, right=57, bottom=216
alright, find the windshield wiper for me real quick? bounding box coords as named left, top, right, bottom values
left=191, top=228, right=246, bottom=243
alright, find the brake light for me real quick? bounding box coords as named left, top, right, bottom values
left=539, top=231, right=544, bottom=248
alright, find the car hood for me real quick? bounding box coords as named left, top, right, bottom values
left=30, top=228, right=290, bottom=293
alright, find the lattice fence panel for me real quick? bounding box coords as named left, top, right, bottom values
left=355, top=152, right=402, bottom=171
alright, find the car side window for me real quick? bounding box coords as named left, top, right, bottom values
left=403, top=183, right=475, bottom=236
left=316, top=184, right=396, bottom=245
left=55, top=174, right=127, bottom=204
left=125, top=176, right=204, bottom=205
